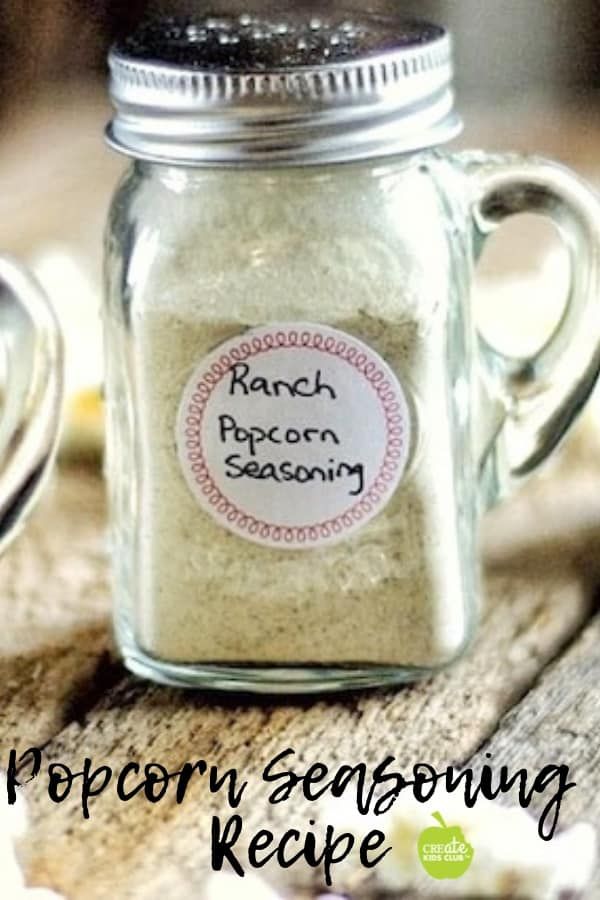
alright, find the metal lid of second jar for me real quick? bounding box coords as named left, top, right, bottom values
left=106, top=12, right=462, bottom=166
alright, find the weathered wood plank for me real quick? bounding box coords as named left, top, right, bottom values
left=466, top=615, right=600, bottom=897
left=0, top=466, right=593, bottom=897
left=21, top=566, right=593, bottom=899
left=0, top=467, right=108, bottom=653
left=0, top=467, right=112, bottom=748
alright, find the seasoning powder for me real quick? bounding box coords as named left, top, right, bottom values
left=128, top=163, right=471, bottom=668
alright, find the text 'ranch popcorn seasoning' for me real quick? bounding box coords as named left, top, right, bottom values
left=104, top=13, right=600, bottom=691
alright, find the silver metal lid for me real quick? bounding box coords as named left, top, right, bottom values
left=106, top=13, right=462, bottom=166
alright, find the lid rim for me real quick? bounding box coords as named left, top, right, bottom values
left=105, top=114, right=463, bottom=168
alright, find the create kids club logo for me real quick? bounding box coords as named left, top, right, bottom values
left=418, top=812, right=475, bottom=880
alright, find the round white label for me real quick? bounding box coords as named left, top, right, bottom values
left=176, top=323, right=411, bottom=549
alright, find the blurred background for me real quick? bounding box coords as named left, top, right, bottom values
left=0, top=0, right=599, bottom=456
left=3, top=0, right=600, bottom=101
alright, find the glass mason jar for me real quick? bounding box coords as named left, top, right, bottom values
left=104, top=14, right=600, bottom=692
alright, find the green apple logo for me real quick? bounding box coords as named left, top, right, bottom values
left=418, top=812, right=474, bottom=880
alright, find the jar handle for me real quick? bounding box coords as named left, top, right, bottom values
left=458, top=152, right=600, bottom=508
left=0, top=256, right=64, bottom=553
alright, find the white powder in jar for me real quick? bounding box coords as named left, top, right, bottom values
left=123, top=160, right=473, bottom=669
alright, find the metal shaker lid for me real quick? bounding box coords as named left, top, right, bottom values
left=106, top=12, right=462, bottom=166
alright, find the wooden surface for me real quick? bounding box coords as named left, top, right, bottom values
left=1, top=462, right=598, bottom=899
left=1, top=88, right=600, bottom=898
